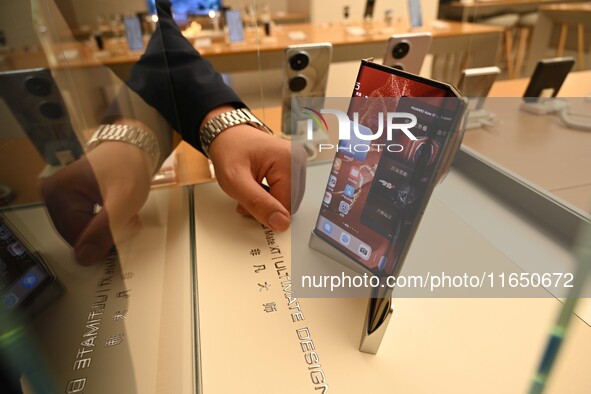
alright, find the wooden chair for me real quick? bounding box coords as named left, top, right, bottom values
left=479, top=13, right=520, bottom=78
left=527, top=4, right=591, bottom=76
left=514, top=12, right=539, bottom=78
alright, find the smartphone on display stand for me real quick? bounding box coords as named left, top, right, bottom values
left=382, top=32, right=432, bottom=74
left=364, top=0, right=377, bottom=20
left=281, top=43, right=333, bottom=141
left=521, top=57, right=575, bottom=115
left=225, top=9, right=245, bottom=44
left=457, top=66, right=500, bottom=128
left=0, top=68, right=83, bottom=166
left=124, top=15, right=144, bottom=51
left=523, top=57, right=575, bottom=102
left=408, top=0, right=423, bottom=28
left=310, top=60, right=466, bottom=278
left=458, top=66, right=500, bottom=109
left=0, top=215, right=62, bottom=316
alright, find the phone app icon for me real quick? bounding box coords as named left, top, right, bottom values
left=21, top=273, right=39, bottom=289
left=358, top=243, right=372, bottom=260
left=328, top=175, right=337, bottom=188
left=349, top=167, right=360, bottom=179
left=0, top=225, right=11, bottom=240
left=7, top=242, right=25, bottom=257
left=339, top=201, right=350, bottom=215
left=339, top=232, right=351, bottom=246
left=344, top=184, right=355, bottom=198
left=2, top=293, right=18, bottom=309
left=323, top=221, right=333, bottom=234
left=333, top=158, right=342, bottom=171
left=323, top=192, right=332, bottom=205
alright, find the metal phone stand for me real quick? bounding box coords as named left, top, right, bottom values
left=309, top=231, right=394, bottom=354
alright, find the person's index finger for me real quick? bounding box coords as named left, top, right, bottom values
left=40, top=159, right=102, bottom=247
left=223, top=171, right=290, bottom=232
left=73, top=208, right=114, bottom=266
left=265, top=176, right=292, bottom=214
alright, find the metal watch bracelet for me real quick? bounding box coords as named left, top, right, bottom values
left=199, top=108, right=273, bottom=157
left=85, top=124, right=161, bottom=175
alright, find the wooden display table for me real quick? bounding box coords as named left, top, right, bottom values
left=464, top=70, right=591, bottom=211
left=4, top=21, right=502, bottom=75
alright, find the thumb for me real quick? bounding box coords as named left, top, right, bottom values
left=222, top=173, right=290, bottom=232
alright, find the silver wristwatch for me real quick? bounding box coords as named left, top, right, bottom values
left=199, top=107, right=273, bottom=157
left=86, top=124, right=161, bottom=174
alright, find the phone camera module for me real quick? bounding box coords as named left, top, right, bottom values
left=288, top=75, right=308, bottom=92
left=289, top=52, right=310, bottom=71
left=39, top=101, right=65, bottom=119
left=392, top=41, right=410, bottom=59
left=413, top=142, right=432, bottom=166
left=395, top=185, right=417, bottom=208
left=24, top=76, right=52, bottom=97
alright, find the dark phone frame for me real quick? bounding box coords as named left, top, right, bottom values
left=523, top=57, right=575, bottom=103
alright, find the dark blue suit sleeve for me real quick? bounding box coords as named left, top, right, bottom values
left=124, top=0, right=245, bottom=152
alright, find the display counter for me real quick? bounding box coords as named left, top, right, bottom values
left=464, top=70, right=591, bottom=212
left=4, top=157, right=590, bottom=392
left=2, top=21, right=502, bottom=74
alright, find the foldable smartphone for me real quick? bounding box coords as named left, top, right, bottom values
left=312, top=60, right=466, bottom=277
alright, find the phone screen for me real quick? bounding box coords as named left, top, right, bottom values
left=0, top=216, right=55, bottom=311
left=225, top=10, right=244, bottom=43
left=408, top=0, right=423, bottom=28
left=124, top=16, right=144, bottom=51
left=313, top=62, right=463, bottom=277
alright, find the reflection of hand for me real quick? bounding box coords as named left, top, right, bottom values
left=41, top=139, right=153, bottom=265
left=208, top=116, right=307, bottom=232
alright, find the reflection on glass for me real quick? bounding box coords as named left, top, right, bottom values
left=530, top=220, right=591, bottom=393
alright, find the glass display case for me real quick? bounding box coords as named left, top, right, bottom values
left=0, top=0, right=590, bottom=393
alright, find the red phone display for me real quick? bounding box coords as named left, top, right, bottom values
left=313, top=61, right=465, bottom=277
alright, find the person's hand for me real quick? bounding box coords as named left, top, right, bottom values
left=207, top=112, right=307, bottom=232
left=41, top=132, right=154, bottom=265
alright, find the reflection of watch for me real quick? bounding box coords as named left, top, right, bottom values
left=86, top=124, right=161, bottom=174
left=199, top=108, right=273, bottom=157
left=0, top=184, right=16, bottom=206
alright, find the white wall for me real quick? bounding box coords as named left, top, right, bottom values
left=310, top=0, right=438, bottom=25
left=224, top=0, right=288, bottom=13
left=0, top=1, right=40, bottom=48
